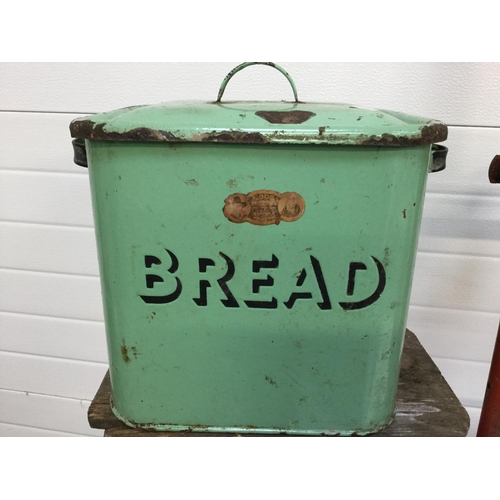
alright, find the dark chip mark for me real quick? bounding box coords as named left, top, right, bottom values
left=121, top=345, right=131, bottom=364
left=121, top=343, right=139, bottom=363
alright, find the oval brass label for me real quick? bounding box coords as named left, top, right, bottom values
left=223, top=190, right=305, bottom=226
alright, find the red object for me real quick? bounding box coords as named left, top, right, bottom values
left=477, top=322, right=500, bottom=436
left=477, top=156, right=500, bottom=436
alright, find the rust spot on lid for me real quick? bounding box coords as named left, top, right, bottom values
left=223, top=190, right=305, bottom=226
left=255, top=110, right=316, bottom=124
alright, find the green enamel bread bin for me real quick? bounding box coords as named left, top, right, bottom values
left=70, top=62, right=448, bottom=435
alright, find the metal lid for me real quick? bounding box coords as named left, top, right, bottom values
left=70, top=62, right=447, bottom=147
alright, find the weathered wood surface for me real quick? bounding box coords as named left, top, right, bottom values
left=88, top=330, right=470, bottom=437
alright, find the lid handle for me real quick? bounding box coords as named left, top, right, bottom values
left=216, top=62, right=299, bottom=103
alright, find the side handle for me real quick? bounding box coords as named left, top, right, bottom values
left=72, top=138, right=88, bottom=168
left=430, top=144, right=448, bottom=173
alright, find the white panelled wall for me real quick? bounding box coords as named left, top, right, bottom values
left=1, top=63, right=499, bottom=437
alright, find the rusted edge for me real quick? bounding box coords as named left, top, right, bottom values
left=200, top=130, right=269, bottom=144
left=70, top=121, right=447, bottom=146
left=353, top=123, right=448, bottom=147
left=70, top=120, right=183, bottom=142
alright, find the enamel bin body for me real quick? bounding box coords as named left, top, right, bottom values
left=70, top=64, right=447, bottom=435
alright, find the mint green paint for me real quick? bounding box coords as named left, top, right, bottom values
left=72, top=62, right=447, bottom=435
left=71, top=101, right=445, bottom=146
left=86, top=140, right=432, bottom=435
